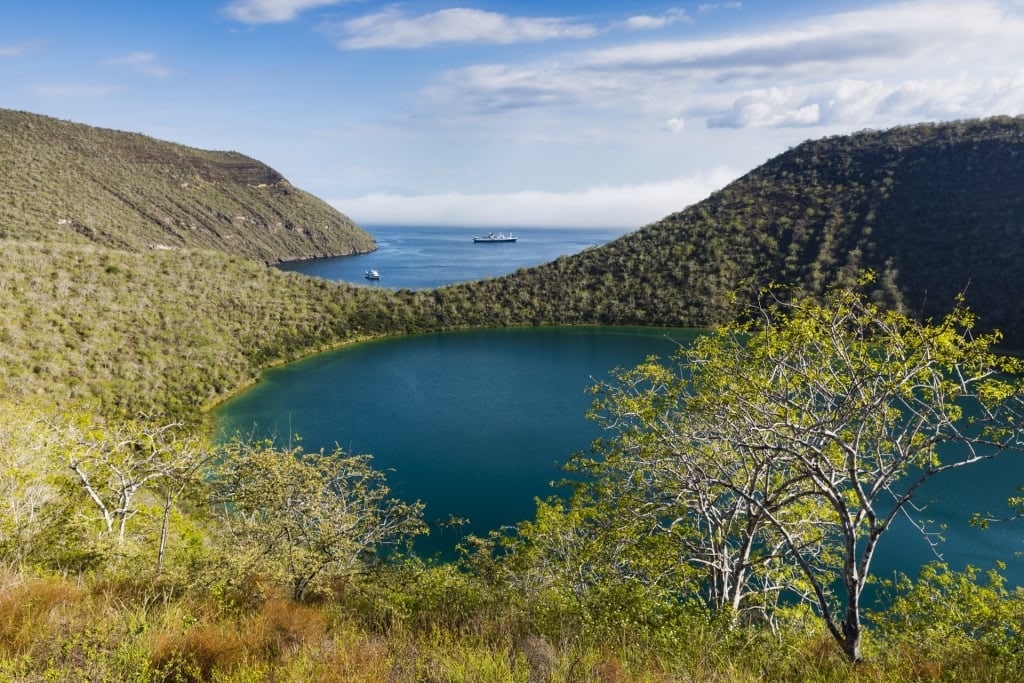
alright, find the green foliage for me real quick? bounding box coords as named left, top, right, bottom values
left=0, top=108, right=376, bottom=263
left=535, top=284, right=1024, bottom=662
left=61, top=416, right=210, bottom=547
left=0, top=406, right=217, bottom=580
left=210, top=441, right=427, bottom=601
left=870, top=562, right=1024, bottom=679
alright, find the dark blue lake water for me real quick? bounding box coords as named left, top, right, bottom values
left=214, top=326, right=694, bottom=559
left=219, top=226, right=1024, bottom=582
left=278, top=225, right=629, bottom=289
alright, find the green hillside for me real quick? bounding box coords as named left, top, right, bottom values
left=0, top=242, right=362, bottom=417
left=0, top=109, right=376, bottom=263
left=6, top=114, right=1024, bottom=419
left=457, top=115, right=1024, bottom=343
left=5, top=114, right=1024, bottom=681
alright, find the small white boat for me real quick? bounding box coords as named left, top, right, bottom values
left=364, top=269, right=380, bottom=280
left=472, top=232, right=517, bottom=243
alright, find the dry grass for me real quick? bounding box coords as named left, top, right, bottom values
left=0, top=574, right=83, bottom=657
left=1, top=568, right=1024, bottom=682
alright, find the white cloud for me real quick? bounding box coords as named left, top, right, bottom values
left=877, top=73, right=1024, bottom=120
left=0, top=45, right=27, bottom=57
left=709, top=87, right=821, bottom=128
left=664, top=117, right=686, bottom=133
left=579, top=1, right=1022, bottom=76
left=580, top=23, right=894, bottom=71
left=623, top=9, right=690, bottom=31
left=709, top=73, right=1024, bottom=129
left=698, top=2, right=742, bottom=16
left=335, top=8, right=599, bottom=50
left=421, top=64, right=597, bottom=114
left=806, top=79, right=889, bottom=124
left=223, top=0, right=347, bottom=24
left=416, top=1, right=1024, bottom=130
left=333, top=168, right=737, bottom=229
left=104, top=52, right=173, bottom=79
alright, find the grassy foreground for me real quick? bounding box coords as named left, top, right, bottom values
left=3, top=564, right=1020, bottom=683
left=10, top=112, right=1024, bottom=680
left=3, top=242, right=1024, bottom=681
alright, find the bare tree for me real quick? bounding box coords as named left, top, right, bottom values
left=211, top=442, right=426, bottom=601
left=585, top=284, right=1024, bottom=661
left=584, top=357, right=828, bottom=627
left=0, top=404, right=62, bottom=568
left=62, top=417, right=212, bottom=563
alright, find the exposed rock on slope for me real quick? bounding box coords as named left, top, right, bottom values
left=0, top=109, right=375, bottom=263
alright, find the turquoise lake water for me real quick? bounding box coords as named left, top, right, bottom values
left=217, top=225, right=1024, bottom=581
left=214, top=326, right=695, bottom=558
left=213, top=325, right=1024, bottom=581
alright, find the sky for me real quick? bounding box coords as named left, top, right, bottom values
left=4, top=1, right=1024, bottom=229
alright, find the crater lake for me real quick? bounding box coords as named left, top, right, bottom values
left=217, top=225, right=1024, bottom=584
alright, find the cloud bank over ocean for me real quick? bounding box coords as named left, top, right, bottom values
left=335, top=168, right=737, bottom=229
left=7, top=1, right=1024, bottom=227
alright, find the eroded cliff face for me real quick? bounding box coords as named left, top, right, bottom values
left=0, top=108, right=377, bottom=263
left=175, top=154, right=286, bottom=187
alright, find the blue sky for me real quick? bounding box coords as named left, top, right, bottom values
left=4, top=1, right=1024, bottom=228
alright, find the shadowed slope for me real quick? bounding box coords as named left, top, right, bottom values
left=448, top=116, right=1024, bottom=343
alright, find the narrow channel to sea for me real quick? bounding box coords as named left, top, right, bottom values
left=276, top=225, right=629, bottom=288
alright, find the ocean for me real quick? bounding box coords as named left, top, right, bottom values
left=276, top=225, right=630, bottom=288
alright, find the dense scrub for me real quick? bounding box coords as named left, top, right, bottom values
left=0, top=241, right=501, bottom=418
left=0, top=109, right=376, bottom=262
left=7, top=114, right=1024, bottom=680
left=453, top=116, right=1024, bottom=344
left=0, top=242, right=362, bottom=417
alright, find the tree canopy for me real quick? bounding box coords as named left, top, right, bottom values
left=562, top=282, right=1024, bottom=661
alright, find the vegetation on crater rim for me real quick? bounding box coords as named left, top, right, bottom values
left=6, top=112, right=1024, bottom=679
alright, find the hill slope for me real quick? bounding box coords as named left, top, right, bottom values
left=452, top=116, right=1024, bottom=343
left=7, top=114, right=1024, bottom=419
left=0, top=241, right=414, bottom=417
left=0, top=109, right=375, bottom=263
